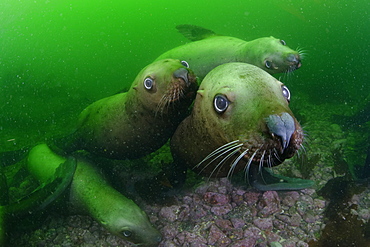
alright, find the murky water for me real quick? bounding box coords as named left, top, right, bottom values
left=1, top=0, right=369, bottom=245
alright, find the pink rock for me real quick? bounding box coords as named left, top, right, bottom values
left=175, top=231, right=186, bottom=245
left=204, top=192, right=230, bottom=206
left=303, top=213, right=316, bottom=223
left=159, top=205, right=184, bottom=222
left=160, top=240, right=177, bottom=247
left=210, top=204, right=233, bottom=216
left=281, top=191, right=300, bottom=207
left=182, top=231, right=207, bottom=246
left=272, top=218, right=287, bottom=230
left=207, top=224, right=231, bottom=246
left=231, top=189, right=246, bottom=205
left=243, top=191, right=261, bottom=206
left=232, top=238, right=257, bottom=247
left=290, top=213, right=302, bottom=227
left=253, top=217, right=273, bottom=230
left=235, top=188, right=247, bottom=196
left=313, top=198, right=326, bottom=209
left=230, top=218, right=245, bottom=229
left=257, top=191, right=281, bottom=217
left=215, top=219, right=233, bottom=229
left=243, top=226, right=262, bottom=238
left=161, top=225, right=179, bottom=239
left=301, top=188, right=316, bottom=195
left=264, top=231, right=280, bottom=242
left=228, top=228, right=244, bottom=240
left=190, top=205, right=208, bottom=219
left=284, top=191, right=300, bottom=200
left=207, top=225, right=223, bottom=245
left=183, top=195, right=193, bottom=204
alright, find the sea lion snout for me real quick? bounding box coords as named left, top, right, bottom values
left=266, top=112, right=296, bottom=151
left=286, top=53, right=301, bottom=69
left=173, top=67, right=190, bottom=85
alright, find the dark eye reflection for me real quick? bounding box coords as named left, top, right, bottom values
left=214, top=95, right=229, bottom=113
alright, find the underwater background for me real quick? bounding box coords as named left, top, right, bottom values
left=1, top=0, right=369, bottom=149
left=1, top=0, right=369, bottom=246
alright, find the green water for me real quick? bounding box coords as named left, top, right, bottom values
left=0, top=0, right=369, bottom=245
left=1, top=0, right=369, bottom=149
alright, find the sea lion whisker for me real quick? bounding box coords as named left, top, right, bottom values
left=179, top=88, right=185, bottom=98
left=244, top=149, right=259, bottom=186
left=267, top=150, right=274, bottom=169
left=258, top=150, right=271, bottom=186
left=295, top=143, right=307, bottom=159
left=155, top=95, right=168, bottom=117
left=295, top=148, right=302, bottom=159
left=195, top=140, right=241, bottom=168
left=273, top=148, right=283, bottom=163
left=195, top=143, right=243, bottom=174
left=259, top=150, right=266, bottom=173
left=300, top=143, right=307, bottom=154
left=227, top=148, right=249, bottom=179
left=296, top=46, right=307, bottom=59
left=209, top=148, right=241, bottom=179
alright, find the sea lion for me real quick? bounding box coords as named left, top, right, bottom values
left=155, top=24, right=302, bottom=80
left=27, top=144, right=162, bottom=246
left=55, top=59, right=198, bottom=159
left=170, top=63, right=313, bottom=191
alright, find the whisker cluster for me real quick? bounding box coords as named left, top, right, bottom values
left=193, top=139, right=287, bottom=186
left=155, top=83, right=184, bottom=117
left=194, top=140, right=243, bottom=179
left=296, top=46, right=308, bottom=60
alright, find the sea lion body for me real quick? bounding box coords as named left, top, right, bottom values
left=27, top=144, right=162, bottom=246
left=59, top=59, right=197, bottom=159
left=171, top=63, right=303, bottom=183
left=155, top=25, right=302, bottom=80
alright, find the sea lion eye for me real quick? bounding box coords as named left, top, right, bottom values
left=122, top=230, right=132, bottom=237
left=214, top=95, right=229, bottom=113
left=181, top=60, right=189, bottom=68
left=144, top=77, right=154, bottom=90
left=282, top=85, right=291, bottom=103
left=265, top=60, right=272, bottom=69
left=280, top=40, right=286, bottom=45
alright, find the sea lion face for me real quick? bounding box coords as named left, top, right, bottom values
left=103, top=203, right=162, bottom=246
left=131, top=59, right=198, bottom=116
left=188, top=63, right=303, bottom=177
left=247, top=37, right=302, bottom=74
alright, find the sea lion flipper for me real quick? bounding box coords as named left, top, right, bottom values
left=7, top=157, right=76, bottom=215
left=176, top=24, right=217, bottom=41
left=249, top=166, right=315, bottom=191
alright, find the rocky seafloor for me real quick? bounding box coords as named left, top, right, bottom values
left=6, top=100, right=370, bottom=246
left=7, top=175, right=370, bottom=247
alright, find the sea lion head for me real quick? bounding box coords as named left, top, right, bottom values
left=101, top=198, right=162, bottom=246
left=246, top=37, right=302, bottom=74
left=131, top=59, right=198, bottom=116
left=184, top=63, right=303, bottom=178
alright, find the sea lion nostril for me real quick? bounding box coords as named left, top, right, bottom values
left=266, top=112, right=295, bottom=151
left=174, top=67, right=189, bottom=85
left=286, top=54, right=298, bottom=63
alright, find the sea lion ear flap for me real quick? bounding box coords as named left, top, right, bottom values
left=197, top=89, right=205, bottom=97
